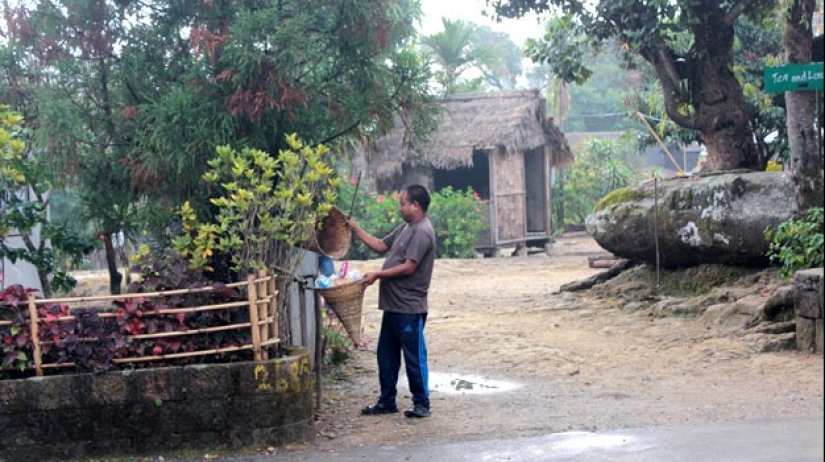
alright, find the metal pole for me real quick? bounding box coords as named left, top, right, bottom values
left=313, top=283, right=323, bottom=418
left=347, top=171, right=362, bottom=219
left=654, top=176, right=660, bottom=289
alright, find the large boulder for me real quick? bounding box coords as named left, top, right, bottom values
left=584, top=171, right=797, bottom=268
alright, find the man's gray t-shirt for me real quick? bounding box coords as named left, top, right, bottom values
left=378, top=217, right=436, bottom=314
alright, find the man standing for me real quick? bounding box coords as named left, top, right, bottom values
left=347, top=184, right=436, bottom=418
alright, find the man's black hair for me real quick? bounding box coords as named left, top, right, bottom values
left=405, top=184, right=431, bottom=212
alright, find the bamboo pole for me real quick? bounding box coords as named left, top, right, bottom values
left=268, top=271, right=279, bottom=353
left=257, top=269, right=269, bottom=360
left=636, top=111, right=685, bottom=176
left=27, top=294, right=43, bottom=377
left=259, top=338, right=280, bottom=347
left=112, top=344, right=253, bottom=363
left=128, top=323, right=251, bottom=339
left=47, top=300, right=254, bottom=323
left=40, top=362, right=74, bottom=369
left=247, top=273, right=262, bottom=361
left=40, top=276, right=272, bottom=305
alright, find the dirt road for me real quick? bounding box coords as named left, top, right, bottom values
left=307, top=232, right=824, bottom=451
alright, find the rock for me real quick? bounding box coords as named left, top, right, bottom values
left=584, top=171, right=797, bottom=267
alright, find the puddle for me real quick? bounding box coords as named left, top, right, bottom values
left=426, top=372, right=521, bottom=394
left=553, top=433, right=632, bottom=452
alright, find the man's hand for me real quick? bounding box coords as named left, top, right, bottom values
left=347, top=217, right=389, bottom=254
left=359, top=272, right=379, bottom=287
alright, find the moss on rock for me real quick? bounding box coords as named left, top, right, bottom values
left=594, top=187, right=649, bottom=212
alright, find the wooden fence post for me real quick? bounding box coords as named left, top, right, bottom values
left=27, top=294, right=43, bottom=377
left=267, top=270, right=279, bottom=355
left=247, top=273, right=262, bottom=361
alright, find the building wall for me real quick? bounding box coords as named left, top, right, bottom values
left=1, top=233, right=44, bottom=294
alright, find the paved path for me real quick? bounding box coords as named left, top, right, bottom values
left=212, top=415, right=823, bottom=462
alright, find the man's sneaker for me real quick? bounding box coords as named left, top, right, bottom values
left=361, top=403, right=398, bottom=415
left=404, top=404, right=431, bottom=418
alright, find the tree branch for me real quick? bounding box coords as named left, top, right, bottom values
left=648, top=46, right=696, bottom=129
left=723, top=0, right=758, bottom=26
left=314, top=120, right=361, bottom=147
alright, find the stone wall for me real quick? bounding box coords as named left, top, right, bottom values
left=0, top=349, right=313, bottom=462
left=794, top=268, right=824, bottom=354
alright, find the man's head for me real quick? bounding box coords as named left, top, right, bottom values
left=399, top=184, right=430, bottom=222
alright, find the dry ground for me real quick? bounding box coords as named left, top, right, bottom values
left=66, top=232, right=824, bottom=459
left=305, top=232, right=824, bottom=451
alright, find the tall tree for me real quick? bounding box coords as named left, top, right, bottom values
left=2, top=0, right=143, bottom=294
left=421, top=18, right=523, bottom=92
left=625, top=15, right=792, bottom=170
left=471, top=26, right=523, bottom=91
left=124, top=0, right=439, bottom=212
left=2, top=0, right=440, bottom=298
left=489, top=0, right=779, bottom=172
left=782, top=0, right=823, bottom=210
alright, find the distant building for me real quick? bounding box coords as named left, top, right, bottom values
left=1, top=188, right=45, bottom=294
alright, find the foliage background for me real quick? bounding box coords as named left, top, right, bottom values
left=335, top=180, right=486, bottom=260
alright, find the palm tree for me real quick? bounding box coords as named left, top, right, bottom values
left=421, top=18, right=479, bottom=91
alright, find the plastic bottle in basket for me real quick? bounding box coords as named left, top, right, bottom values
left=317, top=274, right=333, bottom=288
left=347, top=270, right=362, bottom=281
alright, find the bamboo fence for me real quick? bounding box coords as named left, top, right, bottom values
left=0, top=270, right=279, bottom=377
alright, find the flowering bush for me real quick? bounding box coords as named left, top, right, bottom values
left=337, top=181, right=486, bottom=260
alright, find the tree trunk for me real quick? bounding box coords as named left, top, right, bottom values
left=784, top=0, right=823, bottom=211
left=102, top=232, right=123, bottom=295
left=38, top=272, right=53, bottom=299
left=21, top=231, right=53, bottom=298
left=689, top=12, right=761, bottom=172
left=649, top=3, right=762, bottom=172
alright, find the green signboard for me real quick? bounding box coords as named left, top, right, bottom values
left=763, top=62, right=824, bottom=93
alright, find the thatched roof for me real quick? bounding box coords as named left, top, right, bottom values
left=355, top=89, right=574, bottom=180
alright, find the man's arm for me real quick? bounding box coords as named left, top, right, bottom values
left=347, top=217, right=389, bottom=254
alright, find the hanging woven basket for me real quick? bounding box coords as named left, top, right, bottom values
left=317, top=280, right=365, bottom=344
left=307, top=206, right=351, bottom=259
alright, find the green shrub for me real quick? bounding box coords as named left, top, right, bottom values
left=553, top=132, right=644, bottom=229
left=336, top=181, right=486, bottom=260
left=185, top=134, right=339, bottom=276
left=336, top=179, right=401, bottom=260
left=428, top=187, right=487, bottom=258
left=765, top=207, right=824, bottom=279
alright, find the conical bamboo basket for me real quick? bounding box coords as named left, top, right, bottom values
left=318, top=280, right=365, bottom=344
left=309, top=206, right=351, bottom=259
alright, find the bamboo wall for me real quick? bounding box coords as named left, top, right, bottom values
left=491, top=148, right=526, bottom=242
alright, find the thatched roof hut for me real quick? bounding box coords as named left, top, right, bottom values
left=351, top=89, right=573, bottom=256
left=356, top=89, right=573, bottom=183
